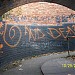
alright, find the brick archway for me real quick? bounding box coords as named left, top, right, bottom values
left=0, top=0, right=75, bottom=16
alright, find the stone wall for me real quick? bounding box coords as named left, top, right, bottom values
left=1, top=2, right=75, bottom=25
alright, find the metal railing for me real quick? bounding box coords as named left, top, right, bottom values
left=67, top=36, right=75, bottom=56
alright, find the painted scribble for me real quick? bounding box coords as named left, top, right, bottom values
left=0, top=22, right=75, bottom=48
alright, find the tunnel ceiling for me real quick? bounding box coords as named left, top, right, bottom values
left=0, top=0, right=75, bottom=16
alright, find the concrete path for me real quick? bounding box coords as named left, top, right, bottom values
left=0, top=51, right=75, bottom=75
left=41, top=58, right=75, bottom=75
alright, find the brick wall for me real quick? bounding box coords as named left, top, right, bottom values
left=2, top=2, right=75, bottom=25
left=0, top=0, right=75, bottom=16
left=0, top=0, right=44, bottom=16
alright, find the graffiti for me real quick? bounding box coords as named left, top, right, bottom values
left=21, top=41, right=63, bottom=49
left=25, top=26, right=45, bottom=42
left=24, top=25, right=75, bottom=41
left=3, top=24, right=22, bottom=48
left=48, top=26, right=75, bottom=39
left=0, top=22, right=75, bottom=48
left=48, top=28, right=61, bottom=39
left=0, top=44, right=3, bottom=49
left=2, top=14, right=75, bottom=25
left=0, top=44, right=3, bottom=54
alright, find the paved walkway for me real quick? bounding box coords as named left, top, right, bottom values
left=41, top=58, right=75, bottom=75
left=0, top=51, right=75, bottom=75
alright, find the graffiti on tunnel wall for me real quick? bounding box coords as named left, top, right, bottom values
left=2, top=13, right=75, bottom=25
left=0, top=2, right=75, bottom=67
left=0, top=22, right=75, bottom=48
left=0, top=2, right=75, bottom=51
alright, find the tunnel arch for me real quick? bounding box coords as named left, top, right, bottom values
left=0, top=0, right=75, bottom=16
left=2, top=2, right=75, bottom=26
left=0, top=0, right=75, bottom=68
